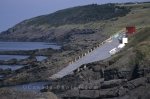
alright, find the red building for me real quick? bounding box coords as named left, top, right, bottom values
left=126, top=26, right=136, bottom=34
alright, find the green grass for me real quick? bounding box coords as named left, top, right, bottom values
left=25, top=4, right=129, bottom=27
left=119, top=3, right=150, bottom=9
left=127, top=27, right=150, bottom=48
left=110, top=27, right=150, bottom=69
left=1, top=2, right=149, bottom=44
left=54, top=3, right=150, bottom=36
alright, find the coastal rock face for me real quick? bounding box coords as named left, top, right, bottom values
left=0, top=56, right=37, bottom=65
left=55, top=71, right=150, bottom=99
left=43, top=27, right=150, bottom=99
left=0, top=27, right=149, bottom=97
left=59, top=77, right=148, bottom=98
left=0, top=88, right=58, bottom=99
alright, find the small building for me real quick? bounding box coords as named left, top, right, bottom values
left=126, top=26, right=136, bottom=35
left=122, top=37, right=128, bottom=44
left=118, top=33, right=127, bottom=43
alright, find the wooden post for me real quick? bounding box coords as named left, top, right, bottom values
left=69, top=62, right=72, bottom=65
left=78, top=56, right=81, bottom=59
left=90, top=49, right=93, bottom=52
left=75, top=58, right=77, bottom=62
left=82, top=54, right=84, bottom=57
left=99, top=43, right=101, bottom=46
left=84, top=65, right=87, bottom=69
left=77, top=68, right=80, bottom=72
left=71, top=61, right=74, bottom=64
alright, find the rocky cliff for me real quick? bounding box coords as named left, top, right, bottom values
left=43, top=27, right=150, bottom=99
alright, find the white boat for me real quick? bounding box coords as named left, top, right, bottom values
left=118, top=43, right=125, bottom=49
left=109, top=48, right=117, bottom=55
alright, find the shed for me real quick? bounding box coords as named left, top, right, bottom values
left=126, top=26, right=136, bottom=34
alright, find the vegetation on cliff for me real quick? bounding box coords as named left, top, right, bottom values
left=0, top=3, right=130, bottom=42
left=26, top=4, right=129, bottom=26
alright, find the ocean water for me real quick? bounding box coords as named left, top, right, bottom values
left=10, top=81, right=50, bottom=92
left=0, top=55, right=28, bottom=60
left=0, top=65, right=24, bottom=70
left=0, top=42, right=57, bottom=70
left=0, top=55, right=47, bottom=61
left=0, top=42, right=61, bottom=51
left=0, top=42, right=55, bottom=91
left=0, top=42, right=59, bottom=60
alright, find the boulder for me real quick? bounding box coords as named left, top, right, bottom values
left=80, top=90, right=99, bottom=98
left=99, top=88, right=118, bottom=98
left=104, top=68, right=119, bottom=80
left=78, top=79, right=104, bottom=90
left=61, top=88, right=79, bottom=97
left=101, top=79, right=127, bottom=89
left=123, top=77, right=146, bottom=90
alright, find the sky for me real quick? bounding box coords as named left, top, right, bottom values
left=0, top=0, right=149, bottom=32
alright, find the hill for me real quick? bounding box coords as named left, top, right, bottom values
left=26, top=3, right=129, bottom=26
left=0, top=3, right=130, bottom=42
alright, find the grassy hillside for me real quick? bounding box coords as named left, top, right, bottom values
left=107, top=27, right=150, bottom=70
left=26, top=3, right=129, bottom=26
left=0, top=2, right=149, bottom=50
left=0, top=3, right=130, bottom=42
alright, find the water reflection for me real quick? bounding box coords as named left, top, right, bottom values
left=0, top=42, right=61, bottom=51
left=0, top=65, right=24, bottom=70
left=10, top=82, right=50, bottom=92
